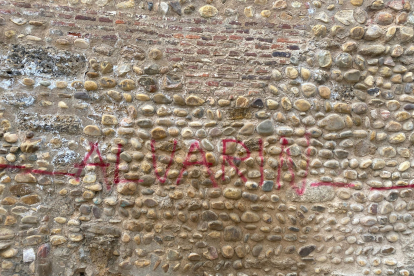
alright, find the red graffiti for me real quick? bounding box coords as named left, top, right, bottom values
left=176, top=140, right=217, bottom=187
left=370, top=184, right=414, bottom=190
left=151, top=139, right=178, bottom=184
left=258, top=138, right=264, bottom=186
left=0, top=164, right=77, bottom=177
left=0, top=138, right=358, bottom=194
left=311, top=182, right=356, bottom=188
left=112, top=144, right=122, bottom=189
left=276, top=136, right=307, bottom=195
left=74, top=142, right=110, bottom=187
left=221, top=139, right=251, bottom=183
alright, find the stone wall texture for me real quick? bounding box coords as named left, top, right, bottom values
left=0, top=0, right=414, bottom=275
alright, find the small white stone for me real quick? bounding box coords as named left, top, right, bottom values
left=23, top=248, right=35, bottom=263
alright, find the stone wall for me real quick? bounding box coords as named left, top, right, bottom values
left=0, top=0, right=413, bottom=275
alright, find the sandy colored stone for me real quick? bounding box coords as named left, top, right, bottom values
left=185, top=95, right=204, bottom=106
left=83, top=125, right=101, bottom=136
left=199, top=5, right=218, bottom=17
left=294, top=99, right=311, bottom=112
left=151, top=127, right=167, bottom=140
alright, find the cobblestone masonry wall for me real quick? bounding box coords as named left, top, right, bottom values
left=1, top=0, right=414, bottom=275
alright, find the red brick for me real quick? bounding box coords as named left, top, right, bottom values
left=99, top=17, right=112, bottom=23
left=185, top=34, right=200, bottom=39
left=220, top=82, right=234, bottom=87
left=197, top=41, right=216, bottom=46
left=12, top=2, right=31, bottom=8
left=58, top=13, right=73, bottom=19
left=213, top=35, right=227, bottom=41
left=186, top=27, right=203, bottom=33
left=245, top=52, right=257, bottom=57
left=197, top=49, right=210, bottom=55
left=255, top=44, right=270, bottom=50
left=68, top=32, right=82, bottom=37
left=206, top=81, right=219, bottom=87
left=166, top=48, right=180, bottom=53
left=75, top=15, right=96, bottom=21
left=183, top=49, right=194, bottom=54
left=102, top=35, right=118, bottom=40
left=229, top=35, right=243, bottom=40
left=271, top=44, right=284, bottom=49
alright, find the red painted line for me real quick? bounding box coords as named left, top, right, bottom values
left=370, top=184, right=414, bottom=190
left=0, top=164, right=27, bottom=170
left=112, top=143, right=122, bottom=189
left=176, top=140, right=217, bottom=187
left=118, top=179, right=144, bottom=184
left=311, top=182, right=355, bottom=188
left=151, top=139, right=177, bottom=184
left=258, top=138, right=264, bottom=186
left=0, top=163, right=76, bottom=177
left=74, top=142, right=97, bottom=180
left=221, top=139, right=251, bottom=183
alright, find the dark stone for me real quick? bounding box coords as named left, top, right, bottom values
left=267, top=235, right=282, bottom=242
left=169, top=1, right=182, bottom=15
left=262, top=180, right=274, bottom=192
left=223, top=226, right=243, bottom=241
left=362, top=234, right=375, bottom=242
left=367, top=87, right=380, bottom=96
left=74, top=92, right=90, bottom=100
left=386, top=191, right=398, bottom=201
left=251, top=98, right=264, bottom=108
left=404, top=104, right=414, bottom=110
left=143, top=198, right=158, bottom=207
left=311, top=205, right=326, bottom=212
left=92, top=206, right=101, bottom=218
left=272, top=51, right=291, bottom=58
left=141, top=188, right=155, bottom=195
left=288, top=227, right=300, bottom=232
left=298, top=245, right=316, bottom=257
left=252, top=244, right=263, bottom=257
left=79, top=204, right=91, bottom=215
left=202, top=210, right=218, bottom=221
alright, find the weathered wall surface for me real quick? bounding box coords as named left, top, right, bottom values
left=0, top=0, right=413, bottom=275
